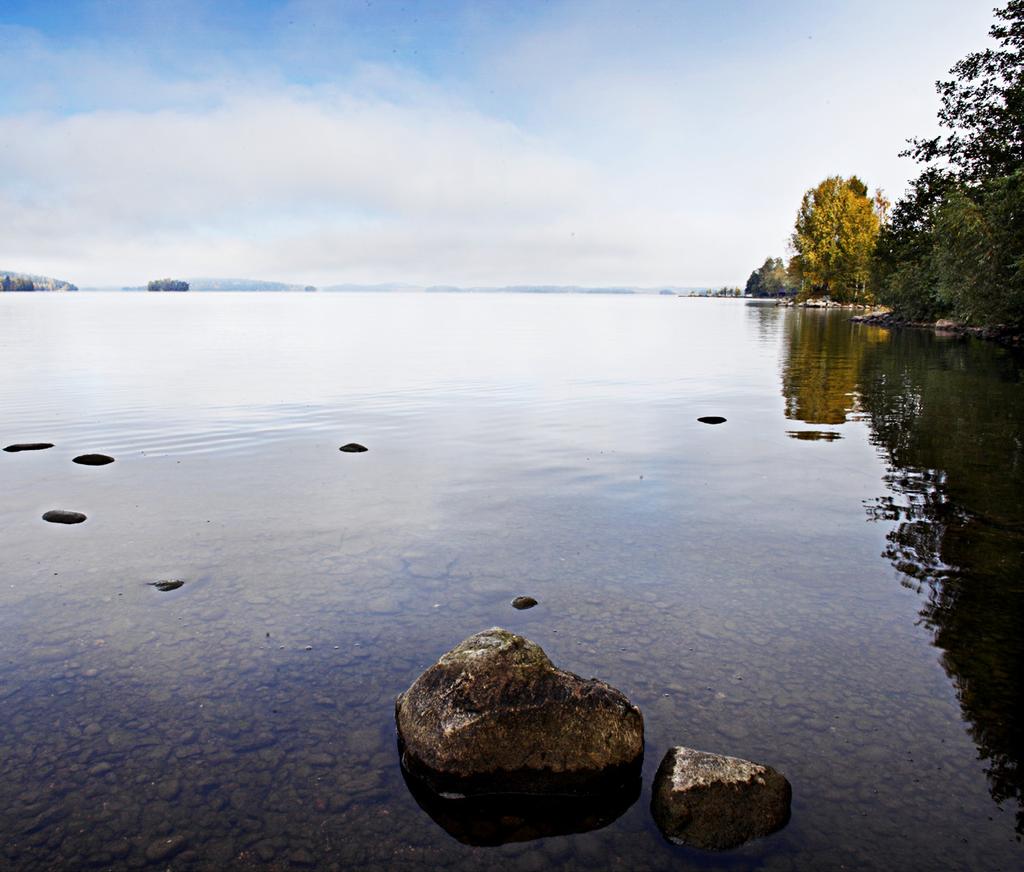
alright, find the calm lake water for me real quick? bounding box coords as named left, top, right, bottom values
left=1, top=293, right=1021, bottom=870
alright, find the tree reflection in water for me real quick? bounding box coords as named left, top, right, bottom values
left=781, top=311, right=883, bottom=424
left=782, top=312, right=1024, bottom=833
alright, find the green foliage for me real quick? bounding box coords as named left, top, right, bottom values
left=745, top=256, right=796, bottom=297
left=933, top=170, right=1024, bottom=324
left=877, top=1, right=1024, bottom=326
left=790, top=176, right=882, bottom=303
left=872, top=171, right=948, bottom=320
left=905, top=0, right=1024, bottom=181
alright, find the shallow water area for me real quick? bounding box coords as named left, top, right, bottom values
left=1, top=292, right=1022, bottom=869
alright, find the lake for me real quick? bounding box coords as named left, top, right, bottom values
left=1, top=292, right=1021, bottom=870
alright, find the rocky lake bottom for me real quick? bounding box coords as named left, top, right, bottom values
left=1, top=293, right=1022, bottom=869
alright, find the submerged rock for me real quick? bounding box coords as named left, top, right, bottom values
left=149, top=580, right=184, bottom=592
left=4, top=443, right=54, bottom=452
left=396, top=628, right=643, bottom=796
left=42, top=510, right=87, bottom=525
left=511, top=596, right=538, bottom=610
left=651, top=746, right=791, bottom=850
left=697, top=416, right=727, bottom=425
left=144, top=834, right=187, bottom=862
left=72, top=454, right=115, bottom=466
left=339, top=443, right=368, bottom=453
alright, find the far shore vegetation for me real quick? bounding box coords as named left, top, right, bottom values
left=1, top=271, right=77, bottom=292
left=747, top=0, right=1023, bottom=329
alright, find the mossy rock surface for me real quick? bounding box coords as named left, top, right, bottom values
left=651, top=746, right=791, bottom=850
left=396, top=628, right=643, bottom=796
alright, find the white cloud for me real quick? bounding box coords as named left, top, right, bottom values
left=0, top=0, right=1001, bottom=287
left=1, top=82, right=622, bottom=285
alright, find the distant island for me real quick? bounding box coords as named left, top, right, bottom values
left=1, top=270, right=78, bottom=292
left=147, top=278, right=189, bottom=292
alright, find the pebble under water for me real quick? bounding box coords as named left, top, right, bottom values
left=1, top=293, right=1022, bottom=870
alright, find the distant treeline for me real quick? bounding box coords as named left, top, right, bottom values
left=1, top=271, right=78, bottom=291
left=748, top=0, right=1024, bottom=327
left=186, top=278, right=316, bottom=292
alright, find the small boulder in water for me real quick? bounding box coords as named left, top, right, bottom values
left=339, top=443, right=368, bottom=453
left=42, top=510, right=87, bottom=525
left=73, top=454, right=115, bottom=466
left=511, top=596, right=538, bottom=610
left=396, top=628, right=643, bottom=797
left=651, top=746, right=791, bottom=850
left=697, top=416, right=727, bottom=425
left=4, top=443, right=54, bottom=452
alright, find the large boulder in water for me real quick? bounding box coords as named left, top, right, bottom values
left=651, top=746, right=791, bottom=850
left=395, top=628, right=643, bottom=797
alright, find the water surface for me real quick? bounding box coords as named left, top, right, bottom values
left=1, top=293, right=1021, bottom=869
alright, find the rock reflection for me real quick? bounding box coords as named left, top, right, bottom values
left=785, top=430, right=843, bottom=441
left=400, top=764, right=641, bottom=846
left=781, top=312, right=1024, bottom=833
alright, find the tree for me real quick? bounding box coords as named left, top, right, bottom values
left=932, top=169, right=1024, bottom=324
left=745, top=257, right=796, bottom=297
left=790, top=176, right=882, bottom=303
left=905, top=0, right=1024, bottom=182
left=877, top=1, right=1024, bottom=326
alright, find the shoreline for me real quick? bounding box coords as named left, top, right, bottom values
left=850, top=310, right=1023, bottom=348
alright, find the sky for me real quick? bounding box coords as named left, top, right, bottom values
left=0, top=0, right=999, bottom=288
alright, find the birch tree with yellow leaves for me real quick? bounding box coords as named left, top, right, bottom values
left=790, top=176, right=885, bottom=304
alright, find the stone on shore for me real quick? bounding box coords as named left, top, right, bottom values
left=73, top=454, right=115, bottom=466
left=396, top=628, right=643, bottom=796
left=651, top=746, right=791, bottom=850
left=42, top=510, right=87, bottom=525
left=4, top=443, right=54, bottom=452
left=339, top=443, right=368, bottom=453
left=511, top=596, right=537, bottom=610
